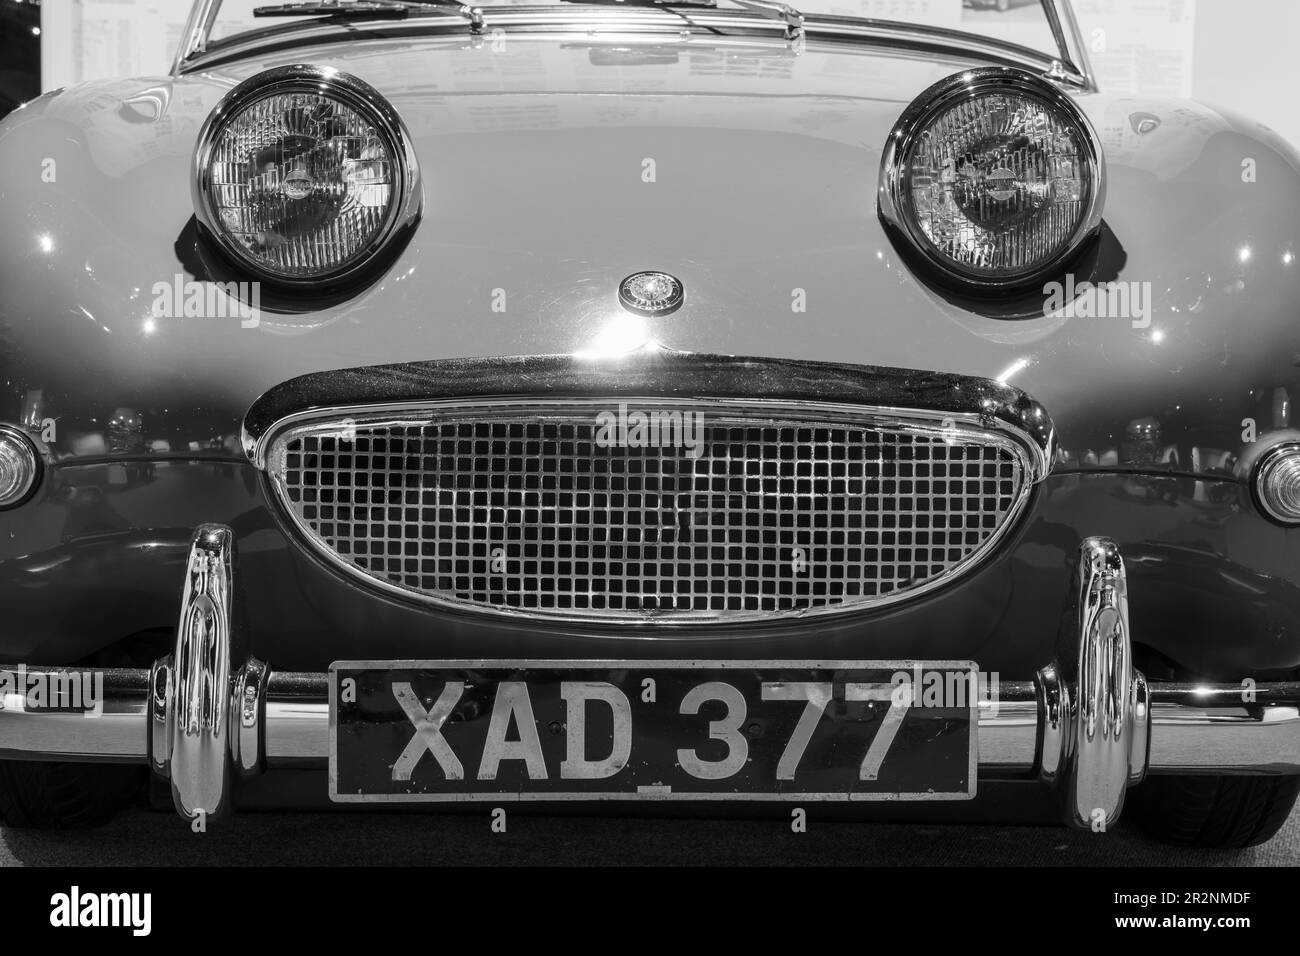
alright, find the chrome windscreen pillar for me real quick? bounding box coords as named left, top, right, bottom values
left=1038, top=537, right=1150, bottom=829
left=167, top=524, right=239, bottom=820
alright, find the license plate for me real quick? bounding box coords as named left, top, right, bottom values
left=329, top=659, right=978, bottom=802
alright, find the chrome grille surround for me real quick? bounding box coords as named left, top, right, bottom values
left=257, top=394, right=1043, bottom=624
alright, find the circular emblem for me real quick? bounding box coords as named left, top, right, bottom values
left=618, top=271, right=684, bottom=316
left=983, top=167, right=1018, bottom=202
left=282, top=168, right=314, bottom=200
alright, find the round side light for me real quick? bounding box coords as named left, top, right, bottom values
left=1254, top=442, right=1300, bottom=525
left=0, top=425, right=41, bottom=509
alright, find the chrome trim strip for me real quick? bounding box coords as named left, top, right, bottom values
left=259, top=398, right=1051, bottom=475
left=257, top=677, right=1300, bottom=777
left=5, top=671, right=1298, bottom=774
left=978, top=691, right=1037, bottom=769
left=240, top=353, right=1058, bottom=477
left=0, top=668, right=150, bottom=762
left=878, top=66, right=1106, bottom=292
left=328, top=657, right=967, bottom=667
left=263, top=671, right=330, bottom=763
left=1148, top=701, right=1300, bottom=773
left=175, top=5, right=1089, bottom=87
left=169, top=525, right=237, bottom=820
left=265, top=700, right=331, bottom=763
left=192, top=64, right=423, bottom=288
left=4, top=672, right=1299, bottom=788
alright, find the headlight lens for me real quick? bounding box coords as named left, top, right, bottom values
left=194, top=65, right=420, bottom=285
left=0, top=426, right=40, bottom=509
left=880, top=68, right=1104, bottom=289
left=1255, top=443, right=1300, bottom=524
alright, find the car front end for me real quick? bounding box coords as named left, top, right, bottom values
left=1, top=0, right=1299, bottom=845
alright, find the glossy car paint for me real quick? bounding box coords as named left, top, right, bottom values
left=1, top=17, right=1298, bottom=684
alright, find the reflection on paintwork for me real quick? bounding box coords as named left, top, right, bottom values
left=994, top=357, right=1030, bottom=383
left=574, top=315, right=656, bottom=359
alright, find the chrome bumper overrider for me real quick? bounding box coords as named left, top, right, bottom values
left=1, top=526, right=1298, bottom=824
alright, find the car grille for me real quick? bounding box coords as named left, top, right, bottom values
left=264, top=400, right=1032, bottom=622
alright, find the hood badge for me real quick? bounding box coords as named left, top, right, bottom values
left=618, top=272, right=684, bottom=317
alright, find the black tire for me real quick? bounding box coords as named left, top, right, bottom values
left=1128, top=774, right=1300, bottom=848
left=0, top=760, right=145, bottom=829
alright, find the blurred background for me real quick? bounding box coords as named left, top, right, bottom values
left=1, top=0, right=1298, bottom=149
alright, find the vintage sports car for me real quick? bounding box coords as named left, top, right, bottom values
left=1, top=0, right=1299, bottom=848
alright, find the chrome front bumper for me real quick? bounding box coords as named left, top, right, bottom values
left=1, top=525, right=1298, bottom=824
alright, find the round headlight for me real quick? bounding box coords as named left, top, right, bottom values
left=193, top=65, right=421, bottom=286
left=1254, top=443, right=1300, bottom=525
left=0, top=425, right=40, bottom=509
left=879, top=67, right=1105, bottom=290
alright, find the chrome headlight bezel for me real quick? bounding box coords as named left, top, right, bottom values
left=1253, top=441, right=1300, bottom=526
left=0, top=424, right=42, bottom=510
left=879, top=66, right=1106, bottom=292
left=192, top=64, right=422, bottom=288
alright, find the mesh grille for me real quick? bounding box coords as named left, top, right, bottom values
left=268, top=404, right=1028, bottom=621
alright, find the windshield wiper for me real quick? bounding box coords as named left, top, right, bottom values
left=555, top=0, right=803, bottom=41
left=555, top=0, right=719, bottom=6
left=255, top=0, right=485, bottom=34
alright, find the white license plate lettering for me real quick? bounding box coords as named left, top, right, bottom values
left=760, top=681, right=833, bottom=780
left=845, top=682, right=915, bottom=781
left=477, top=681, right=548, bottom=781
left=559, top=681, right=633, bottom=780
left=677, top=681, right=749, bottom=780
